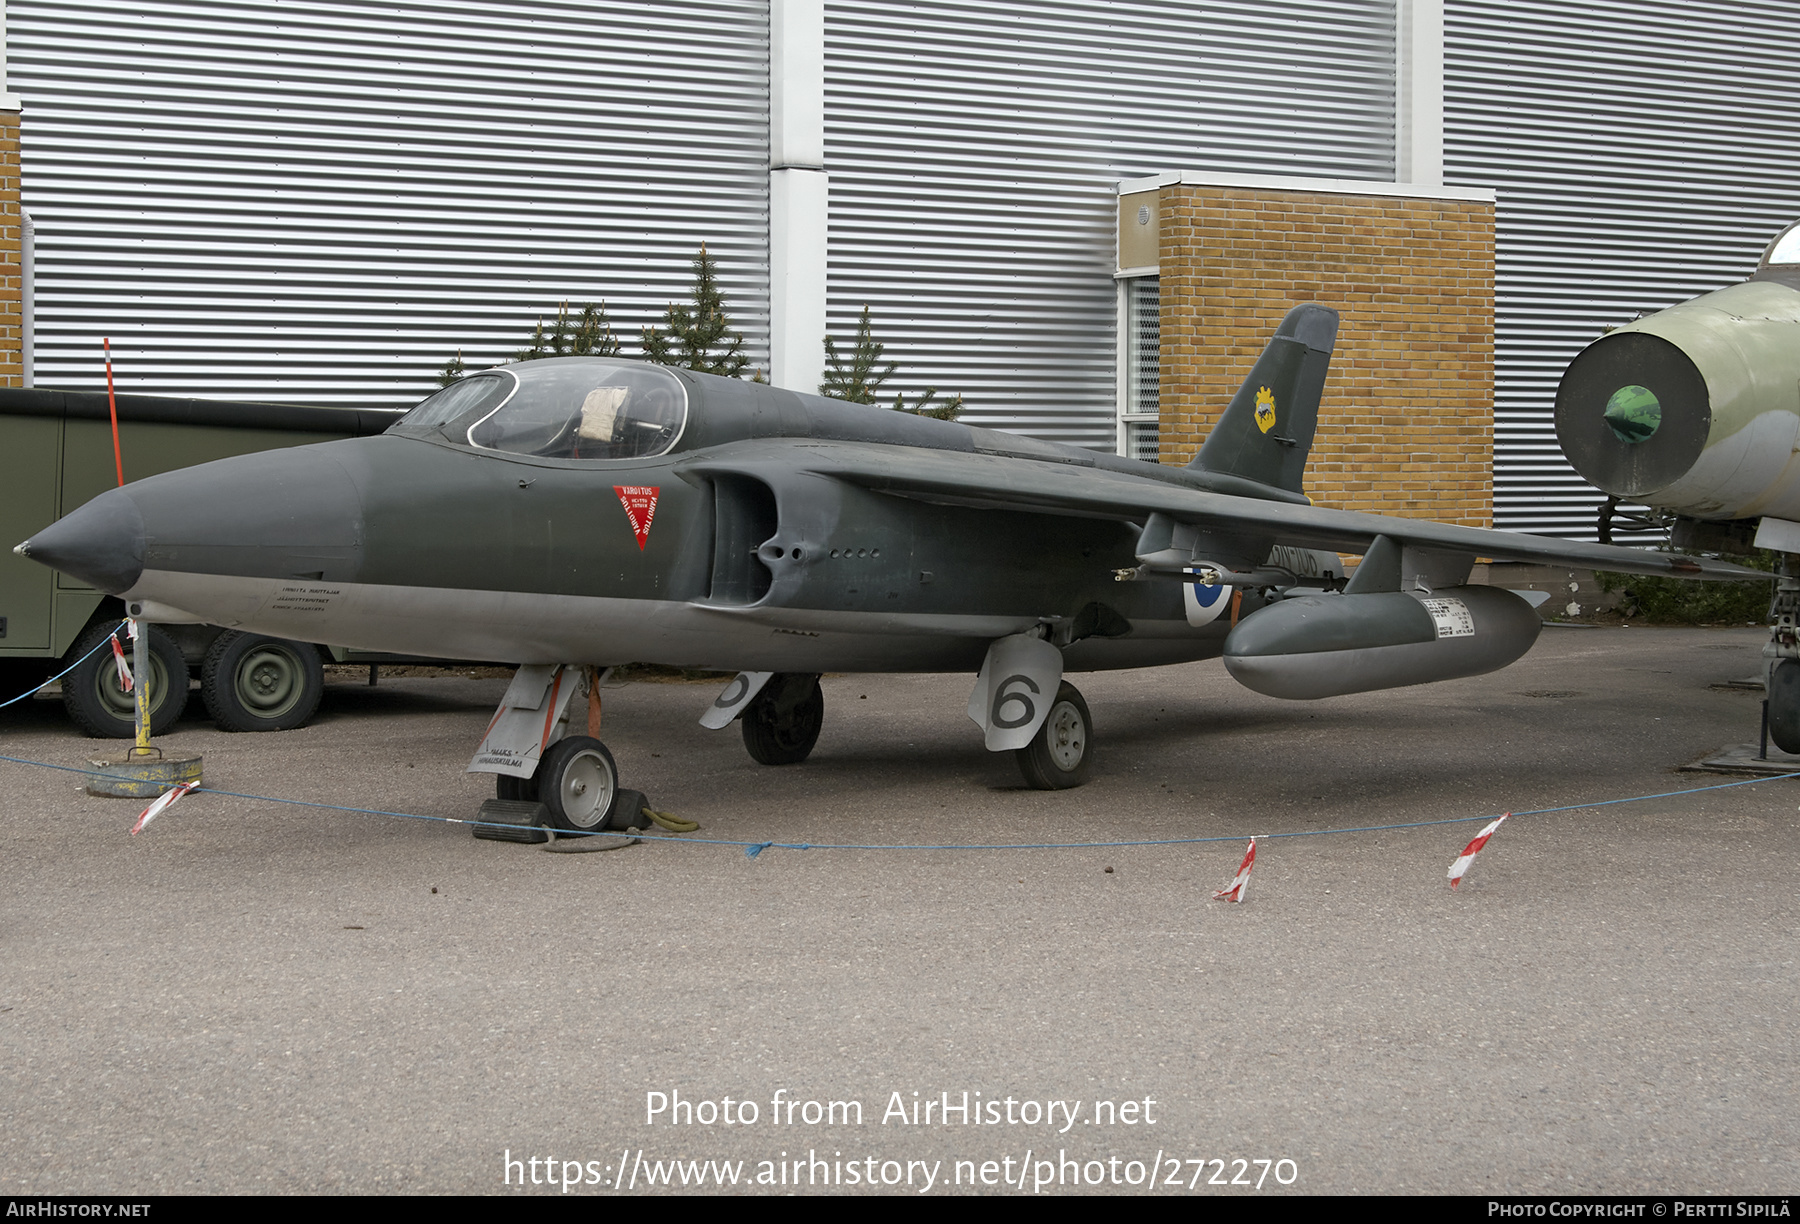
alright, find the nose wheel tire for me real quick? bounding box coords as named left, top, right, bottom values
left=741, top=673, right=824, bottom=765
left=201, top=631, right=324, bottom=732
left=537, top=735, right=621, bottom=832
left=61, top=620, right=189, bottom=739
left=496, top=773, right=539, bottom=803
left=1015, top=681, right=1093, bottom=790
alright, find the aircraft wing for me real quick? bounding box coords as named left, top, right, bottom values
left=686, top=439, right=1768, bottom=581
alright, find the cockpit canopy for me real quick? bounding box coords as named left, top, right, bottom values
left=389, top=359, right=689, bottom=460
left=1760, top=220, right=1800, bottom=268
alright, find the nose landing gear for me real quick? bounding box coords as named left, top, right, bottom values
left=536, top=735, right=621, bottom=832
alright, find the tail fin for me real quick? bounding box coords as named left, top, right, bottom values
left=1189, top=304, right=1338, bottom=494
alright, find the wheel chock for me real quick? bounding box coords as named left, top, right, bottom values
left=472, top=798, right=550, bottom=843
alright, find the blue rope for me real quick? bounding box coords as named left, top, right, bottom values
left=0, top=620, right=130, bottom=709
left=1, top=746, right=1793, bottom=856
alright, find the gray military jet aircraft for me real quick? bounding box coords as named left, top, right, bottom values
left=17, top=305, right=1759, bottom=831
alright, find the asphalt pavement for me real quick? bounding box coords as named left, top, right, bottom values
left=0, top=626, right=1794, bottom=1195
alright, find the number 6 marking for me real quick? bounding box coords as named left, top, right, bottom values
left=991, top=673, right=1039, bottom=729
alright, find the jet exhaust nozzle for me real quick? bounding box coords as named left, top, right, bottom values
left=1556, top=277, right=1800, bottom=522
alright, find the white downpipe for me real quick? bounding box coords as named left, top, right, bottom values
left=21, top=209, right=32, bottom=387
left=769, top=170, right=826, bottom=394
left=768, top=0, right=827, bottom=393
left=1396, top=0, right=1444, bottom=186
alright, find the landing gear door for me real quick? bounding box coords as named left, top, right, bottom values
left=967, top=634, right=1064, bottom=752
left=468, top=663, right=584, bottom=780
left=700, top=671, right=774, bottom=729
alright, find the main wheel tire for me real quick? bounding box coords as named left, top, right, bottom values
left=61, top=621, right=189, bottom=739
left=741, top=674, right=824, bottom=766
left=1770, top=659, right=1800, bottom=754
left=201, top=631, right=324, bottom=732
left=537, top=735, right=621, bottom=832
left=1014, top=681, right=1093, bottom=790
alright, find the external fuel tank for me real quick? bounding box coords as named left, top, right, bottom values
left=1222, top=585, right=1541, bottom=700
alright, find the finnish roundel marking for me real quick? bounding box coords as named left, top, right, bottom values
left=1184, top=580, right=1234, bottom=627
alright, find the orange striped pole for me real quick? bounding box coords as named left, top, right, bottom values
left=103, top=338, right=124, bottom=487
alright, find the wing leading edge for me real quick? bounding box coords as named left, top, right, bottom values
left=683, top=438, right=1767, bottom=582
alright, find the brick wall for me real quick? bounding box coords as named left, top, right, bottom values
left=0, top=111, right=21, bottom=387
left=1158, top=184, right=1494, bottom=527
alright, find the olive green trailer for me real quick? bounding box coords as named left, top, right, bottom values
left=0, top=388, right=402, bottom=735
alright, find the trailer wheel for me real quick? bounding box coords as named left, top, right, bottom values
left=62, top=621, right=188, bottom=738
left=202, top=631, right=323, bottom=732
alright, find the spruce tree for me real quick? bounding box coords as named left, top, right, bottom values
left=519, top=301, right=621, bottom=361
left=896, top=386, right=964, bottom=421
left=641, top=244, right=750, bottom=378
left=819, top=306, right=894, bottom=404
left=819, top=305, right=963, bottom=420
left=436, top=350, right=466, bottom=388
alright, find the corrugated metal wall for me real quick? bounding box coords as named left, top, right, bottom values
left=1444, top=0, right=1800, bottom=539
left=823, top=0, right=1398, bottom=447
left=10, top=0, right=771, bottom=408
left=10, top=0, right=1397, bottom=429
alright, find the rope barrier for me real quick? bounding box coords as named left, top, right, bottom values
left=0, top=619, right=130, bottom=709
left=0, top=746, right=1792, bottom=858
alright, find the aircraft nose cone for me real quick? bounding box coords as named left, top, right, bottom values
left=16, top=487, right=146, bottom=595
left=128, top=444, right=366, bottom=582
left=19, top=444, right=366, bottom=601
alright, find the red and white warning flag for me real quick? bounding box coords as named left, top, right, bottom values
left=109, top=631, right=134, bottom=693
left=1212, top=837, right=1257, bottom=902
left=1447, top=814, right=1509, bottom=889
left=131, top=781, right=195, bottom=836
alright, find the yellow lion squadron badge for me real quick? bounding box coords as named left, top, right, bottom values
left=1254, top=385, right=1277, bottom=434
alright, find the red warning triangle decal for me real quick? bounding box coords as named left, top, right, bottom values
left=615, top=485, right=659, bottom=550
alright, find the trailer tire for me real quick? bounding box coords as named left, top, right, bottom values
left=202, top=631, right=324, bottom=732
left=62, top=621, right=188, bottom=738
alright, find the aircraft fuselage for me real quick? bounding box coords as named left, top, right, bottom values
left=29, top=363, right=1248, bottom=674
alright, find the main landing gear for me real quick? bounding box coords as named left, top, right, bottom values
left=708, top=661, right=1095, bottom=789
left=740, top=673, right=825, bottom=766
left=1014, top=681, right=1093, bottom=790
left=1767, top=555, right=1800, bottom=754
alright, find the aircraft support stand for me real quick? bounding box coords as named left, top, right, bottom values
left=84, top=610, right=204, bottom=798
